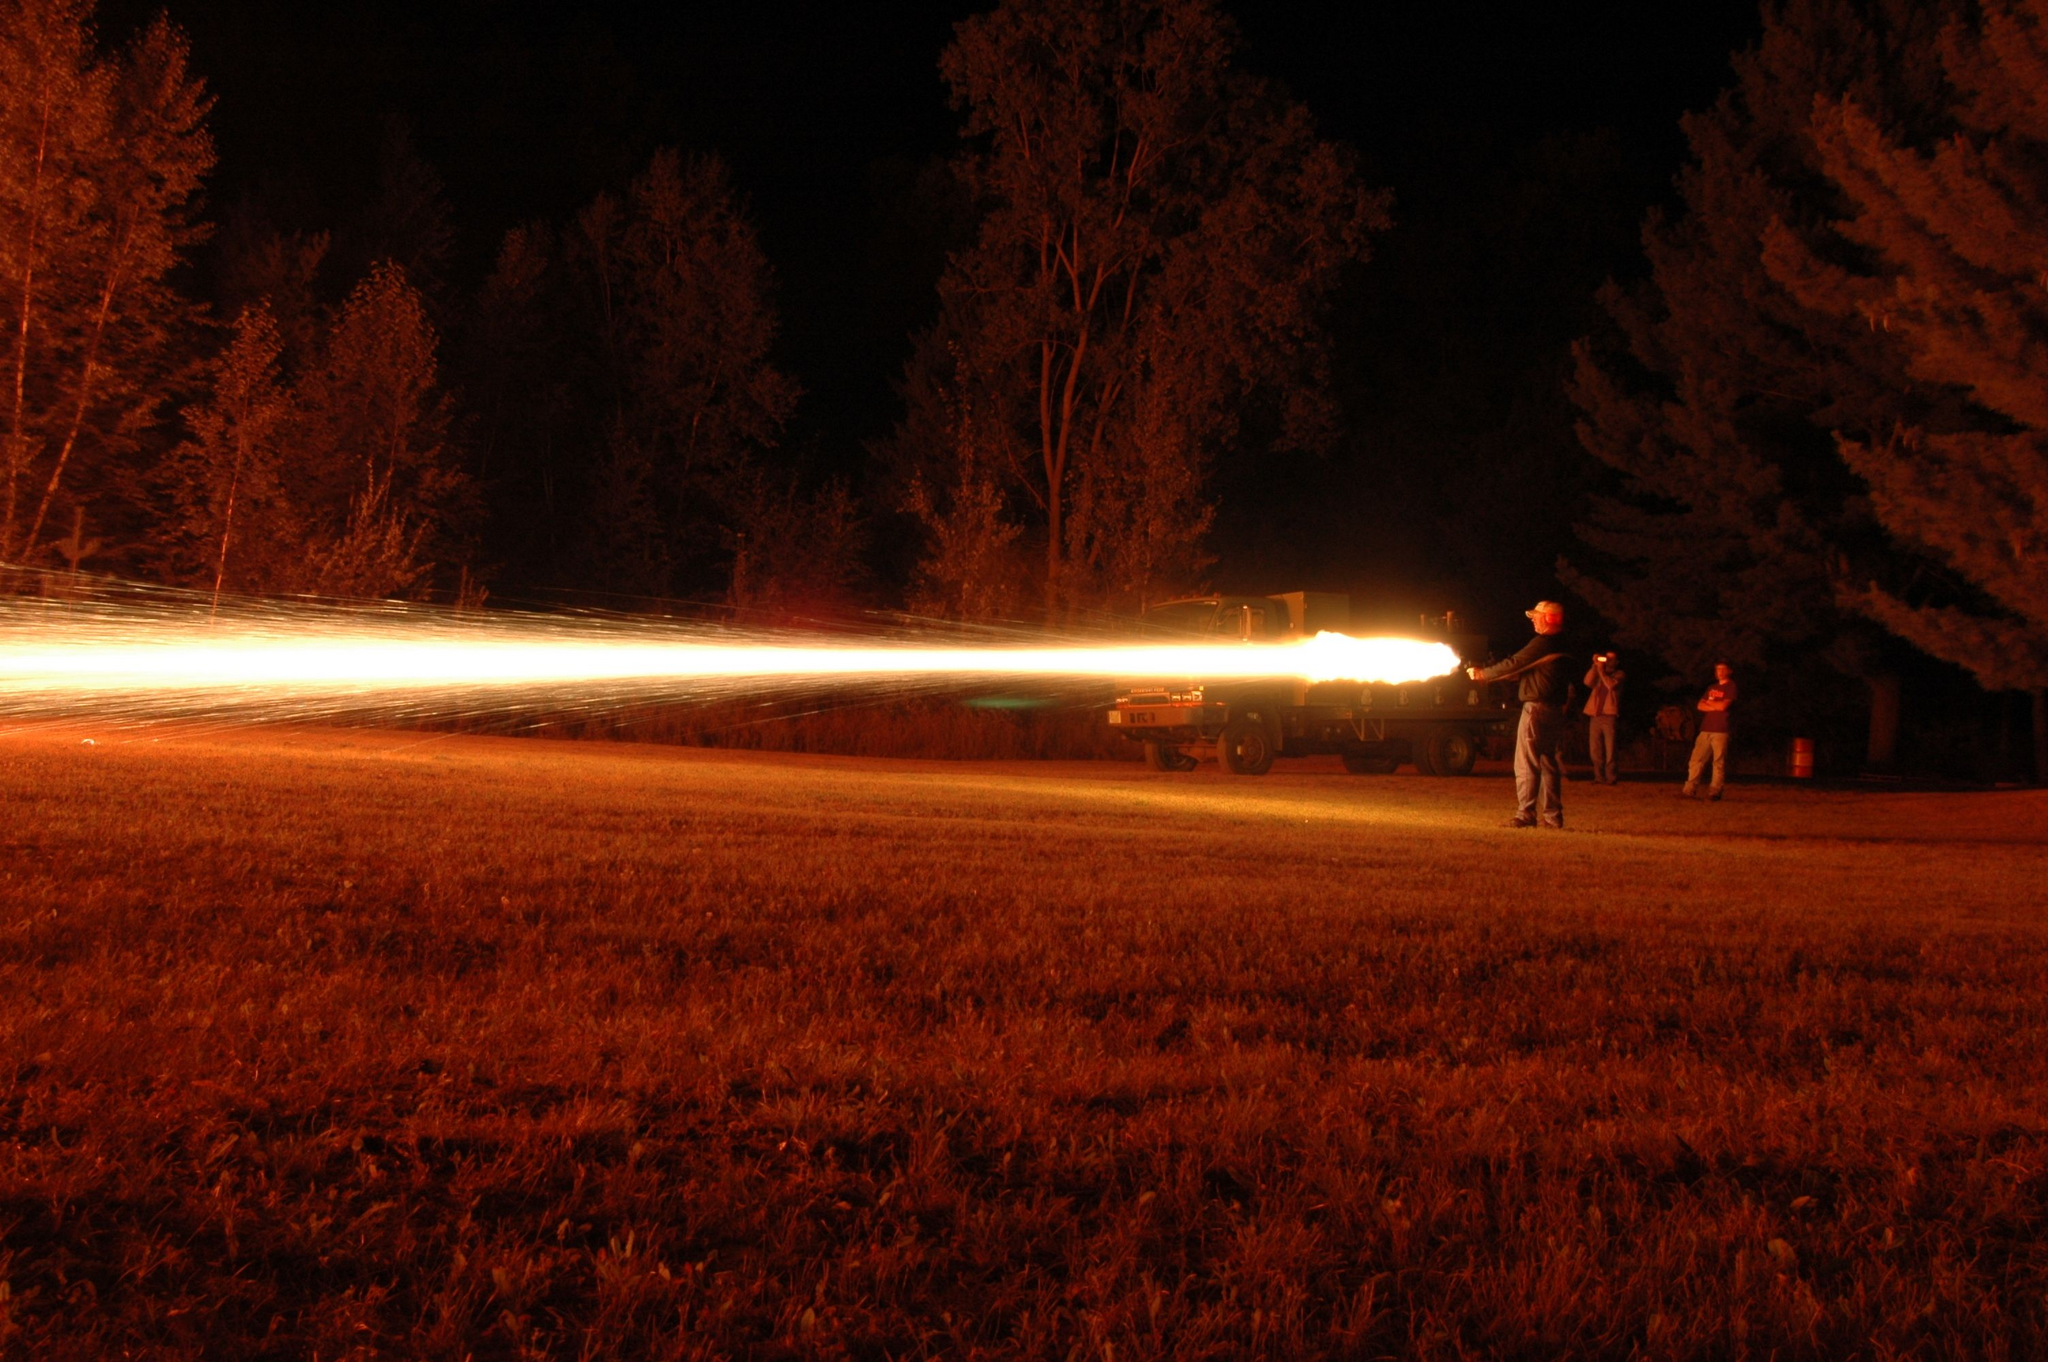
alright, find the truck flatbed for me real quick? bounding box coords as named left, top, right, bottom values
left=1109, top=593, right=1517, bottom=776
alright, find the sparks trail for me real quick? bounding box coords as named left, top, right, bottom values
left=0, top=580, right=1460, bottom=723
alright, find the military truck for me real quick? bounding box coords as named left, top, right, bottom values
left=1106, top=591, right=1517, bottom=776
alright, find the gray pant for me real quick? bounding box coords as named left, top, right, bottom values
left=1515, top=703, right=1565, bottom=827
left=1684, top=731, right=1729, bottom=795
left=1587, top=714, right=1618, bottom=784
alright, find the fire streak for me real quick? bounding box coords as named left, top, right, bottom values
left=0, top=595, right=1460, bottom=718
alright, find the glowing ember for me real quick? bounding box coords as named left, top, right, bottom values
left=0, top=591, right=1459, bottom=721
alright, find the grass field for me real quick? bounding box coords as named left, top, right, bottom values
left=2, top=726, right=2046, bottom=1360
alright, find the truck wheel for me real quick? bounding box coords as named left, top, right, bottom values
left=1143, top=742, right=1197, bottom=772
left=1218, top=717, right=1275, bottom=775
left=1422, top=729, right=1478, bottom=777
left=1341, top=752, right=1399, bottom=775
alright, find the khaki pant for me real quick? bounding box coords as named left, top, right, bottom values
left=1684, top=731, right=1729, bottom=796
left=1587, top=714, right=1618, bottom=783
left=1515, top=703, right=1565, bottom=827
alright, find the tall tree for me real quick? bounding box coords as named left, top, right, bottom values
left=0, top=0, right=212, bottom=568
left=292, top=260, right=467, bottom=598
left=889, top=0, right=1385, bottom=620
left=1270, top=129, right=1649, bottom=627
left=213, top=214, right=329, bottom=375
left=1564, top=0, right=1955, bottom=762
left=557, top=151, right=800, bottom=599
left=458, top=222, right=570, bottom=575
left=341, top=119, right=457, bottom=312
left=157, top=302, right=297, bottom=601
left=1766, top=0, right=2048, bottom=778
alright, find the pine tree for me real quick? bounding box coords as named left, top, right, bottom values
left=450, top=155, right=810, bottom=604
left=0, top=0, right=212, bottom=569
left=158, top=303, right=298, bottom=601
left=458, top=223, right=571, bottom=578
left=349, top=120, right=457, bottom=307
left=1766, top=0, right=2048, bottom=777
left=888, top=0, right=1385, bottom=620
left=560, top=151, right=798, bottom=598
left=1564, top=0, right=1956, bottom=762
left=292, top=260, right=467, bottom=598
left=894, top=339, right=1031, bottom=621
left=213, top=217, right=329, bottom=376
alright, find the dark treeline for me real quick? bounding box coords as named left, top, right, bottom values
left=3, top=0, right=2043, bottom=777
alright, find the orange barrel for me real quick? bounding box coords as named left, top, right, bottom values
left=1789, top=737, right=1814, bottom=778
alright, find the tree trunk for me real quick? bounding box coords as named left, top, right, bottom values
left=1865, top=671, right=1901, bottom=771
left=211, top=454, right=242, bottom=618
left=25, top=212, right=137, bottom=563
left=1044, top=488, right=1061, bottom=622
left=7, top=96, right=55, bottom=560
left=2032, top=687, right=2046, bottom=787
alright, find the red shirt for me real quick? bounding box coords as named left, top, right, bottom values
left=1699, top=679, right=1737, bottom=733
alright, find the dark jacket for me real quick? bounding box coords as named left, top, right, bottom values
left=1475, top=632, right=1576, bottom=706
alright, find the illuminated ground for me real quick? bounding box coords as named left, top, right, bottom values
left=2, top=725, right=2045, bottom=1358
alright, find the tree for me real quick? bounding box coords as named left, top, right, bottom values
left=895, top=339, right=1031, bottom=621
left=725, top=467, right=866, bottom=619
left=458, top=223, right=572, bottom=576
left=158, top=302, right=297, bottom=602
left=1564, top=0, right=1957, bottom=763
left=451, top=153, right=812, bottom=606
left=213, top=214, right=329, bottom=375
left=1281, top=129, right=1650, bottom=629
left=0, top=0, right=212, bottom=568
left=345, top=119, right=456, bottom=308
left=156, top=255, right=468, bottom=604
left=1765, top=0, right=2048, bottom=778
left=561, top=151, right=798, bottom=598
left=292, top=260, right=467, bottom=598
left=889, top=0, right=1385, bottom=620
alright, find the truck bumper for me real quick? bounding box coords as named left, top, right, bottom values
left=1109, top=702, right=1226, bottom=729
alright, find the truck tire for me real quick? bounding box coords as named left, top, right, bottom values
left=1341, top=751, right=1399, bottom=774
left=1143, top=742, right=1197, bottom=772
left=1421, top=729, right=1478, bottom=777
left=1217, top=716, right=1276, bottom=775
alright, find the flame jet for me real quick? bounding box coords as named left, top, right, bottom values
left=0, top=594, right=1460, bottom=719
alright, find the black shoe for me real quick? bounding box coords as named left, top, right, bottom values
left=1503, top=817, right=1537, bottom=828
left=1706, top=791, right=1722, bottom=802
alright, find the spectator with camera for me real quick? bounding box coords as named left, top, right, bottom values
left=1582, top=651, right=1625, bottom=784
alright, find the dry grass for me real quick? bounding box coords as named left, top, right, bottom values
left=1, top=725, right=2045, bottom=1360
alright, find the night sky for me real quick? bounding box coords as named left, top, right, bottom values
left=101, top=0, right=1763, bottom=629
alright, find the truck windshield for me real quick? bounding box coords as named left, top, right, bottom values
left=1139, top=601, right=1220, bottom=637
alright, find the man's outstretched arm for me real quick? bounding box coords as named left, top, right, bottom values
left=1471, top=636, right=1544, bottom=683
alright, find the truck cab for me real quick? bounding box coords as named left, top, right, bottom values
left=1134, top=592, right=1336, bottom=643
left=1108, top=593, right=1514, bottom=776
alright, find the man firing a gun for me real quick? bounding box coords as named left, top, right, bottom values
left=1468, top=599, right=1575, bottom=829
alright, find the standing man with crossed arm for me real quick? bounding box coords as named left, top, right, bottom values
left=1682, top=662, right=1739, bottom=800
left=1468, top=600, right=1575, bottom=829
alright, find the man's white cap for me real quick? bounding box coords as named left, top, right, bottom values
left=1525, top=600, right=1564, bottom=621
